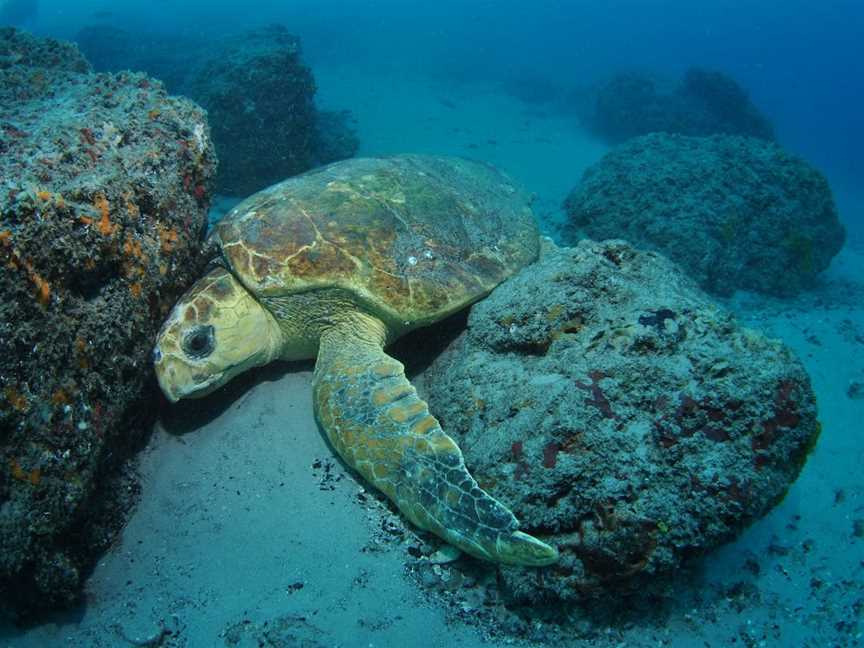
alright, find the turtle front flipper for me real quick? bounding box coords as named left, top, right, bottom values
left=312, top=316, right=558, bottom=567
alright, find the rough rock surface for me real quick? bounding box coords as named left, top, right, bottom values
left=563, top=133, right=846, bottom=297
left=0, top=28, right=216, bottom=619
left=181, top=26, right=316, bottom=195
left=423, top=240, right=819, bottom=606
left=311, top=109, right=361, bottom=169
left=76, top=24, right=359, bottom=196
left=592, top=68, right=774, bottom=143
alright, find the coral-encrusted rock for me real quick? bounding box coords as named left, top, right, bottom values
left=563, top=133, right=846, bottom=297
left=0, top=28, right=215, bottom=619
left=423, top=240, right=819, bottom=605
left=591, top=67, right=774, bottom=143
left=311, top=109, right=361, bottom=169
left=181, top=25, right=317, bottom=196
left=76, top=24, right=359, bottom=197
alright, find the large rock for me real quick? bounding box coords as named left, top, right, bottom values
left=76, top=24, right=359, bottom=196
left=563, top=133, right=846, bottom=296
left=591, top=68, right=774, bottom=143
left=423, top=240, right=819, bottom=605
left=182, top=26, right=317, bottom=195
left=0, top=28, right=216, bottom=619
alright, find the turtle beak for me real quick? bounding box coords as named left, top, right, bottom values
left=153, top=350, right=182, bottom=403
left=153, top=345, right=226, bottom=402
left=152, top=344, right=191, bottom=403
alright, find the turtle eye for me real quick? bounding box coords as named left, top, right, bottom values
left=182, top=325, right=215, bottom=359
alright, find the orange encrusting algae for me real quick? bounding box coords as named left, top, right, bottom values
left=93, top=194, right=115, bottom=236
left=32, top=272, right=50, bottom=306
left=75, top=337, right=90, bottom=369
left=157, top=224, right=179, bottom=253
left=4, top=386, right=29, bottom=411
left=122, top=235, right=146, bottom=264
left=1, top=230, right=52, bottom=306
left=9, top=459, right=41, bottom=486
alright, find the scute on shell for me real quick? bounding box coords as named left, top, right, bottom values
left=214, top=155, right=539, bottom=325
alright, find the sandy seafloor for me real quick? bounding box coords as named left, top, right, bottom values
left=3, top=64, right=863, bottom=648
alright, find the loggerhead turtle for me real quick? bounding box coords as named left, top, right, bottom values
left=153, top=154, right=558, bottom=566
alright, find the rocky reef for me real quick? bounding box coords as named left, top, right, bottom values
left=76, top=24, right=359, bottom=196
left=591, top=68, right=774, bottom=143
left=563, top=133, right=846, bottom=296
left=0, top=28, right=216, bottom=620
left=423, top=240, right=820, bottom=607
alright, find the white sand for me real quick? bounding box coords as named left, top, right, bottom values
left=5, top=67, right=863, bottom=648
left=6, top=370, right=490, bottom=647
left=314, top=63, right=608, bottom=233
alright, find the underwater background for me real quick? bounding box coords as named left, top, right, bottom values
left=30, top=0, right=864, bottom=206
left=10, top=0, right=864, bottom=231
left=1, top=0, right=862, bottom=646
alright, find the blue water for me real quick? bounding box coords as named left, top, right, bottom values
left=25, top=0, right=864, bottom=221
left=4, top=1, right=863, bottom=645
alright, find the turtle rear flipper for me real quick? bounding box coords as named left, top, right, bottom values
left=313, top=315, right=558, bottom=567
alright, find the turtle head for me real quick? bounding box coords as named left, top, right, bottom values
left=153, top=267, right=283, bottom=402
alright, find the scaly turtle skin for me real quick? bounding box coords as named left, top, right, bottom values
left=153, top=154, right=558, bottom=566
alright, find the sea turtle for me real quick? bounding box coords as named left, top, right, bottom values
left=153, top=154, right=558, bottom=566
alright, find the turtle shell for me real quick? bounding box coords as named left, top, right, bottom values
left=214, top=154, right=539, bottom=327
